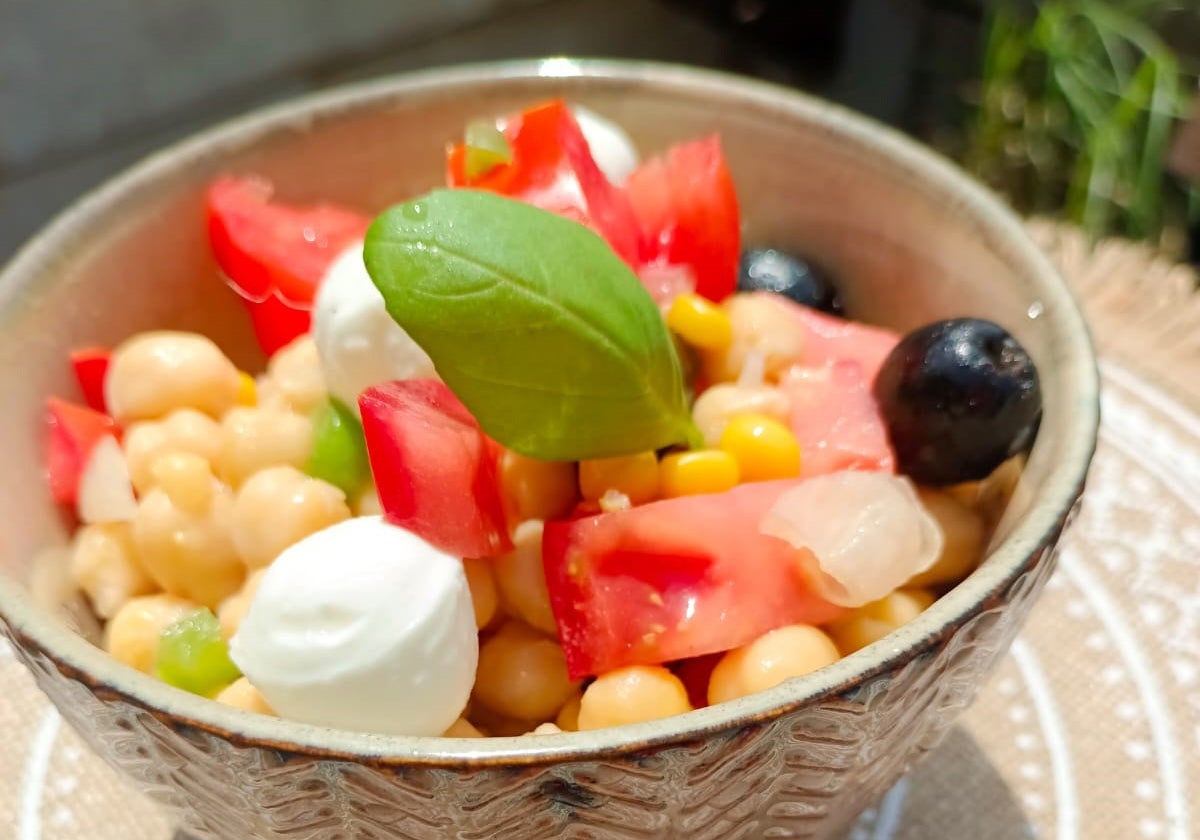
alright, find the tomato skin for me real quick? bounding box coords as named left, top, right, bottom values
left=205, top=176, right=370, bottom=354
left=782, top=361, right=896, bottom=478
left=446, top=99, right=643, bottom=267
left=543, top=480, right=845, bottom=679
left=359, top=380, right=513, bottom=559
left=780, top=295, right=900, bottom=383
left=626, top=135, right=740, bottom=303
left=69, top=347, right=111, bottom=414
left=44, top=397, right=118, bottom=506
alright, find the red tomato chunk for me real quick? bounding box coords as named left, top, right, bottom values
left=69, top=347, right=111, bottom=414
left=543, top=480, right=845, bottom=680
left=44, top=397, right=118, bottom=507
left=206, top=176, right=370, bottom=354
left=627, top=135, right=740, bottom=303
left=447, top=99, right=643, bottom=267
left=782, top=361, right=896, bottom=478
left=359, top=380, right=512, bottom=559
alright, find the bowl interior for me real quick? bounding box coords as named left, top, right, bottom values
left=0, top=61, right=1097, bottom=757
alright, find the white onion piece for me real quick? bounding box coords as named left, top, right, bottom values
left=759, top=472, right=943, bottom=607
left=77, top=436, right=137, bottom=524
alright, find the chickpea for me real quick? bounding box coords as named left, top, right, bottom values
left=948, top=456, right=1024, bottom=526
left=463, top=557, right=499, bottom=630
left=217, top=568, right=267, bottom=640
left=464, top=706, right=533, bottom=738
left=555, top=690, right=583, bottom=732
left=70, top=522, right=156, bottom=619
left=231, top=466, right=350, bottom=569
left=700, top=293, right=804, bottom=385
left=123, top=409, right=222, bottom=496
left=150, top=452, right=215, bottom=516
left=826, top=590, right=935, bottom=656
left=215, top=677, right=275, bottom=715
left=577, top=666, right=692, bottom=730
left=354, top=484, right=383, bottom=517
left=907, top=490, right=985, bottom=588
left=216, top=406, right=313, bottom=488
left=498, top=451, right=578, bottom=522
left=264, top=336, right=327, bottom=415
left=493, top=521, right=557, bottom=634
left=707, top=625, right=840, bottom=705
left=132, top=482, right=244, bottom=609
left=106, top=331, right=241, bottom=423
left=692, top=383, right=792, bottom=448
left=528, top=723, right=563, bottom=735
left=253, top=375, right=284, bottom=412
left=105, top=593, right=197, bottom=674
left=442, top=717, right=485, bottom=738
left=473, top=622, right=576, bottom=722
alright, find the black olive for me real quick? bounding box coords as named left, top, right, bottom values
left=873, top=318, right=1042, bottom=486
left=737, top=248, right=843, bottom=315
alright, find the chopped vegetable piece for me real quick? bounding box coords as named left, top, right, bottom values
left=626, top=135, right=740, bottom=303
left=446, top=99, right=643, bottom=266
left=305, top=399, right=370, bottom=498
left=206, top=176, right=370, bottom=354
left=44, top=397, right=119, bottom=507
left=773, top=293, right=900, bottom=382
left=155, top=608, right=242, bottom=696
left=359, top=380, right=512, bottom=558
left=780, top=361, right=895, bottom=478
left=463, top=120, right=513, bottom=179
left=543, top=479, right=845, bottom=679
left=77, top=436, right=137, bottom=524
left=69, top=347, right=111, bottom=413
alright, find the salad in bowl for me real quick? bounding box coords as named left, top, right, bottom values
left=1, top=62, right=1096, bottom=840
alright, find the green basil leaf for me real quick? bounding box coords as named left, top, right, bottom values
left=363, top=189, right=701, bottom=461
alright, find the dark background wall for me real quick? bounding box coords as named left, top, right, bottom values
left=0, top=0, right=989, bottom=261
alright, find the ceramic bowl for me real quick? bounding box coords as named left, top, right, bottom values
left=0, top=60, right=1098, bottom=839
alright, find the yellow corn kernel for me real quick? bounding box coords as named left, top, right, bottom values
left=236, top=372, right=257, bottom=407
left=718, top=413, right=801, bottom=482
left=666, top=293, right=734, bottom=350
left=659, top=450, right=740, bottom=497
left=579, top=451, right=659, bottom=505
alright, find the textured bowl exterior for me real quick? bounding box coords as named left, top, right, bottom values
left=7, top=519, right=1072, bottom=839
left=0, top=61, right=1098, bottom=839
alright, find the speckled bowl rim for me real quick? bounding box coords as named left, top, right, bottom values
left=0, top=58, right=1099, bottom=768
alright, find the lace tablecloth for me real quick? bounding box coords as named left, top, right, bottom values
left=2, top=226, right=1198, bottom=840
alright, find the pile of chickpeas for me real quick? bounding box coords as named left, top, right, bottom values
left=72, top=289, right=1000, bottom=737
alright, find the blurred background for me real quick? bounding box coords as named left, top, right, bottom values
left=2, top=0, right=1198, bottom=263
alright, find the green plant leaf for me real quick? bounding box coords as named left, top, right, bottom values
left=363, top=189, right=701, bottom=461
